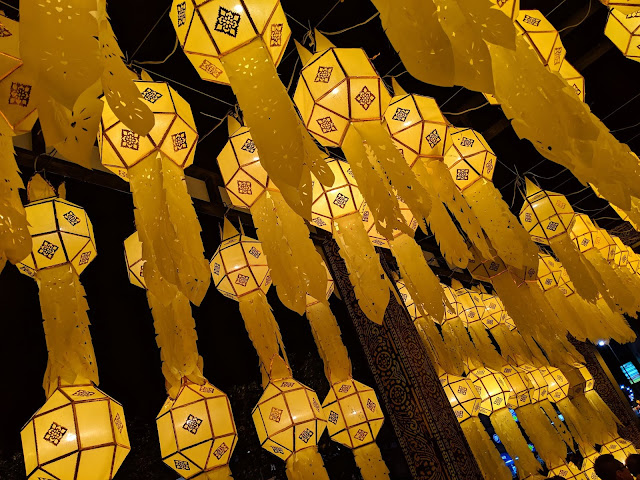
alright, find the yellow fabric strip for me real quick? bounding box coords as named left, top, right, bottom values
left=584, top=249, right=639, bottom=315
left=353, top=443, right=391, bottom=480
left=490, top=408, right=543, bottom=478
left=285, top=448, right=331, bottom=480
left=516, top=403, right=568, bottom=468
left=461, top=417, right=513, bottom=480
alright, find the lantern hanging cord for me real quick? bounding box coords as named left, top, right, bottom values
left=128, top=3, right=172, bottom=65
left=557, top=0, right=592, bottom=33
left=442, top=101, right=489, bottom=116
left=602, top=92, right=640, bottom=121
left=0, top=0, right=18, bottom=12
left=610, top=120, right=640, bottom=133
left=546, top=0, right=568, bottom=17
left=440, top=87, right=464, bottom=108
left=134, top=37, right=179, bottom=66
left=317, top=11, right=381, bottom=36
left=198, top=112, right=232, bottom=145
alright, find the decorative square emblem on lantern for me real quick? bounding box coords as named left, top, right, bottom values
left=537, top=253, right=562, bottom=291
left=439, top=374, right=481, bottom=423
left=516, top=10, right=566, bottom=71
left=469, top=368, right=511, bottom=416
left=519, top=179, right=576, bottom=245
left=444, top=128, right=496, bottom=191
left=605, top=8, right=640, bottom=64
left=541, top=366, right=570, bottom=403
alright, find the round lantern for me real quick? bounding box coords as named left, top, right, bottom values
left=210, top=220, right=271, bottom=301
left=252, top=377, right=326, bottom=460
left=17, top=190, right=97, bottom=278
left=322, top=378, right=384, bottom=449
left=439, top=373, right=481, bottom=423
left=469, top=367, right=511, bottom=416
left=605, top=8, right=640, bottom=64
left=515, top=10, right=566, bottom=71
left=542, top=367, right=570, bottom=403
left=123, top=231, right=145, bottom=289
left=0, top=14, right=38, bottom=134
left=99, top=80, right=197, bottom=180
left=170, top=0, right=290, bottom=85
left=21, top=381, right=130, bottom=480
left=517, top=364, right=549, bottom=403
left=156, top=379, right=237, bottom=478
left=559, top=60, right=585, bottom=102
left=501, top=365, right=531, bottom=409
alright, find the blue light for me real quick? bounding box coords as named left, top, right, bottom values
left=493, top=434, right=501, bottom=444
left=598, top=340, right=606, bottom=346
left=557, top=413, right=565, bottom=422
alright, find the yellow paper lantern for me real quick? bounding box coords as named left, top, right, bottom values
left=570, top=213, right=605, bottom=255
left=542, top=366, right=570, bottom=403
left=439, top=373, right=481, bottom=423
left=501, top=365, right=531, bottom=409
left=21, top=381, right=130, bottom=480
left=469, top=367, right=511, bottom=415
left=210, top=222, right=271, bottom=301
left=537, top=253, right=562, bottom=291
left=0, top=14, right=38, bottom=135
left=123, top=231, right=146, bottom=289
left=99, top=80, right=197, bottom=180
left=520, top=180, right=575, bottom=246
left=516, top=10, right=566, bottom=71
left=445, top=128, right=497, bottom=192
left=603, top=437, right=638, bottom=462
left=518, top=364, right=549, bottom=403
left=582, top=449, right=603, bottom=480
left=452, top=282, right=486, bottom=327
left=547, top=461, right=583, bottom=479
left=170, top=0, right=289, bottom=86
left=252, top=377, right=326, bottom=460
left=156, top=379, right=237, bottom=478
left=602, top=1, right=640, bottom=14
left=322, top=378, right=384, bottom=449
left=480, top=291, right=507, bottom=330
left=559, top=60, right=586, bottom=102
left=361, top=195, right=417, bottom=249
left=605, top=8, right=640, bottom=63
left=17, top=190, right=97, bottom=279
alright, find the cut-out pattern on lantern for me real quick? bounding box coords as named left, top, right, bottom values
left=445, top=128, right=496, bottom=192
left=605, top=8, right=640, bottom=64
left=252, top=378, right=326, bottom=461
left=99, top=80, right=197, bottom=180
left=518, top=364, right=549, bottom=404
left=439, top=374, right=481, bottom=423
left=156, top=379, right=237, bottom=478
left=360, top=195, right=417, bottom=249
left=515, top=9, right=566, bottom=71
left=21, top=381, right=130, bottom=480
left=322, top=379, right=384, bottom=449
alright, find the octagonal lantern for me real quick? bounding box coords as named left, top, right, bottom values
left=481, top=291, right=507, bottom=330
left=156, top=379, right=237, bottom=478
left=452, top=281, right=486, bottom=327
left=21, top=381, right=130, bottom=480
left=99, top=80, right=198, bottom=180
left=501, top=365, right=532, bottom=409
left=469, top=367, right=511, bottom=416
left=605, top=8, right=640, bottom=64
left=515, top=10, right=566, bottom=71
left=439, top=373, right=481, bottom=423
left=603, top=437, right=638, bottom=462
left=210, top=221, right=271, bottom=301
left=252, top=377, right=326, bottom=460
left=537, top=253, right=562, bottom=291
left=444, top=128, right=497, bottom=192
left=542, top=366, right=570, bottom=403
left=17, top=196, right=97, bottom=278
left=294, top=46, right=391, bottom=148
left=518, top=364, right=549, bottom=403
left=520, top=179, right=576, bottom=245
left=123, top=231, right=146, bottom=289
left=170, top=0, right=291, bottom=85
left=559, top=60, right=586, bottom=102
left=570, top=213, right=604, bottom=254
left=322, top=378, right=384, bottom=449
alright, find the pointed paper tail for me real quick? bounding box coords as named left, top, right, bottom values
left=464, top=181, right=538, bottom=271
left=461, top=417, right=514, bottom=480
left=549, top=234, right=601, bottom=303
left=571, top=394, right=618, bottom=445
left=414, top=317, right=463, bottom=375
left=596, top=298, right=637, bottom=344
left=353, top=443, right=391, bottom=480
left=516, top=403, right=571, bottom=467
left=490, top=408, right=543, bottom=478
left=334, top=214, right=390, bottom=325
left=583, top=249, right=640, bottom=315
left=544, top=288, right=589, bottom=342
left=467, top=322, right=505, bottom=371
left=38, top=265, right=99, bottom=397
left=555, top=398, right=598, bottom=455
left=285, top=448, right=331, bottom=480
left=441, top=318, right=482, bottom=372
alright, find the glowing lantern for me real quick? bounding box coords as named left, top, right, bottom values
left=361, top=196, right=416, bottom=249
left=547, top=461, right=583, bottom=479
left=605, top=8, right=640, bottom=64
left=515, top=10, right=566, bottom=71
left=480, top=291, right=506, bottom=330
left=603, top=437, right=638, bottom=462
left=439, top=374, right=481, bottom=423
left=156, top=379, right=237, bottom=478
left=252, top=378, right=326, bottom=460
left=217, top=121, right=335, bottom=315
left=601, top=1, right=640, bottom=14
left=21, top=381, right=130, bottom=480
left=452, top=283, right=486, bottom=327
left=518, top=364, right=548, bottom=404
left=306, top=260, right=334, bottom=310
left=441, top=283, right=462, bottom=324
left=322, top=379, right=384, bottom=449
left=445, top=128, right=538, bottom=270
left=0, top=14, right=38, bottom=134
left=124, top=231, right=145, bottom=289
left=500, top=365, right=530, bottom=409
left=469, top=368, right=510, bottom=415
left=98, top=79, right=210, bottom=306
left=543, top=367, right=570, bottom=403
left=559, top=60, right=585, bottom=102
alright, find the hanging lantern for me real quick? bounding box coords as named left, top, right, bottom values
left=439, top=374, right=481, bottom=423
left=98, top=79, right=210, bottom=306
left=547, top=461, right=584, bottom=479
left=559, top=60, right=585, bottom=102
left=605, top=8, right=640, bottom=64
left=500, top=365, right=530, bottom=409
left=515, top=10, right=566, bottom=71
left=601, top=1, right=640, bottom=14
left=156, top=379, right=237, bottom=478
left=452, top=283, right=486, bottom=327
left=217, top=121, right=328, bottom=315
left=21, top=380, right=130, bottom=480
left=0, top=14, right=38, bottom=134
left=603, top=437, right=638, bottom=462
left=491, top=0, right=520, bottom=21
left=383, top=87, right=489, bottom=267
left=252, top=378, right=326, bottom=460
left=480, top=290, right=508, bottom=331
left=517, top=364, right=548, bottom=404
left=543, top=367, right=570, bottom=403
left=469, top=367, right=510, bottom=416
left=124, top=231, right=146, bottom=289
left=445, top=128, right=538, bottom=270
left=322, top=379, right=384, bottom=449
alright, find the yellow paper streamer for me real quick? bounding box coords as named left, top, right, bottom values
left=491, top=408, right=543, bottom=478
left=517, top=403, right=569, bottom=467
left=461, top=418, right=513, bottom=480
left=285, top=448, right=331, bottom=480
left=38, top=265, right=98, bottom=397
left=353, top=444, right=391, bottom=480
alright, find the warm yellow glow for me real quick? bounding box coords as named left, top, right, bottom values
left=537, top=253, right=562, bottom=291
left=252, top=378, right=327, bottom=460
left=603, top=437, right=638, bottom=462
left=21, top=381, right=130, bottom=480
left=99, top=80, right=197, bottom=180
left=480, top=291, right=508, bottom=330
left=123, top=231, right=145, bottom=289
left=156, top=379, right=237, bottom=478
left=440, top=283, right=461, bottom=325
left=500, top=365, right=531, bottom=409
left=170, top=0, right=290, bottom=85
left=306, top=260, right=334, bottom=309
left=361, top=195, right=417, bottom=248
left=542, top=366, right=570, bottom=403
left=605, top=8, right=640, bottom=64
left=559, top=60, right=585, bottom=102
left=439, top=374, right=481, bottom=423
left=570, top=213, right=604, bottom=253
left=517, top=364, right=549, bottom=403
left=469, top=368, right=511, bottom=415
left=520, top=179, right=575, bottom=245
left=444, top=128, right=496, bottom=192
left=515, top=9, right=566, bottom=71
left=322, top=379, right=384, bottom=449
left=547, top=461, right=583, bottom=479
left=451, top=281, right=485, bottom=327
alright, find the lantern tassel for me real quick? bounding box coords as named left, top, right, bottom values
left=572, top=394, right=617, bottom=445
left=468, top=322, right=505, bottom=371
left=414, top=318, right=463, bottom=375
left=306, top=300, right=352, bottom=384
left=464, top=181, right=538, bottom=271
left=353, top=443, right=391, bottom=480
left=537, top=399, right=576, bottom=448
left=39, top=265, right=99, bottom=397
left=0, top=135, right=30, bottom=272
left=285, top=448, right=331, bottom=480
left=596, top=298, right=636, bottom=344
left=461, top=417, right=514, bottom=480
left=549, top=234, right=601, bottom=303
left=516, top=403, right=569, bottom=467
left=583, top=249, right=639, bottom=315
left=238, top=290, right=290, bottom=387
left=555, top=398, right=598, bottom=454
left=543, top=288, right=589, bottom=342
left=389, top=234, right=445, bottom=321
left=490, top=408, right=543, bottom=479
left=334, top=214, right=390, bottom=325
left=585, top=390, right=622, bottom=428
left=441, top=318, right=482, bottom=371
